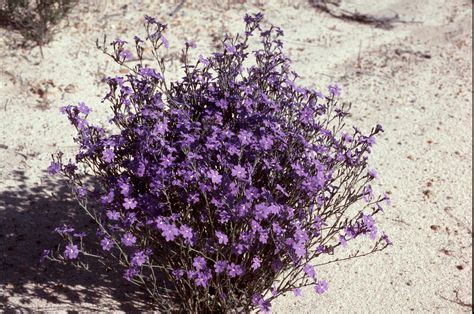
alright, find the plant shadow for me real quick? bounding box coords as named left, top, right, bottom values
left=0, top=170, right=152, bottom=311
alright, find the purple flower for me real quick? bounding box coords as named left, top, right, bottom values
left=140, top=67, right=162, bottom=80
left=161, top=223, right=179, bottom=241
left=54, top=225, right=74, bottom=235
left=160, top=35, right=169, bottom=48
left=179, top=225, right=194, bottom=243
left=101, top=191, right=114, bottom=204
left=131, top=250, right=148, bottom=267
left=315, top=280, right=328, bottom=294
left=292, top=241, right=306, bottom=258
left=76, top=187, right=87, bottom=198
left=64, top=244, right=79, bottom=259
left=227, top=263, right=244, bottom=278
left=368, top=169, right=378, bottom=178
left=195, top=270, right=212, bottom=287
left=259, top=136, right=273, bottom=150
left=193, top=256, right=207, bottom=271
left=231, top=165, right=247, bottom=180
left=154, top=122, right=168, bottom=135
left=119, top=49, right=132, bottom=60
left=160, top=154, right=175, bottom=168
left=381, top=233, right=393, bottom=245
left=362, top=213, right=376, bottom=229
left=106, top=210, right=120, bottom=220
left=215, top=231, right=228, bottom=245
left=172, top=268, right=185, bottom=279
left=100, top=237, right=114, bottom=251
left=47, top=162, right=61, bottom=175
left=198, top=54, right=210, bottom=66
left=328, top=84, right=341, bottom=96
left=252, top=293, right=271, bottom=313
left=123, top=198, right=137, bottom=209
left=303, top=265, right=316, bottom=279
left=294, top=287, right=302, bottom=297
left=251, top=257, right=261, bottom=271
left=121, top=232, right=137, bottom=246
left=383, top=193, right=392, bottom=206
left=339, top=235, right=347, bottom=248
left=363, top=185, right=374, bottom=202
left=73, top=232, right=86, bottom=238
left=208, top=169, right=222, bottom=184
left=77, top=102, right=91, bottom=115
left=124, top=267, right=139, bottom=281
left=238, top=130, right=253, bottom=145
left=119, top=181, right=131, bottom=196
left=224, top=43, right=237, bottom=54
left=214, top=260, right=228, bottom=274
left=216, top=99, right=228, bottom=110
left=102, top=149, right=115, bottom=163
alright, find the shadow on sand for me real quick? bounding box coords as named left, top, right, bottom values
left=0, top=170, right=151, bottom=311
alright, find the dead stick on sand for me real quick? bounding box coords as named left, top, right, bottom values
left=169, top=0, right=186, bottom=17
left=437, top=290, right=473, bottom=309
left=309, top=0, right=418, bottom=30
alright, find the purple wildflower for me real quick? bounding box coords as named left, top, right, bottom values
left=100, top=237, right=114, bottom=251
left=227, top=263, right=244, bottom=278
left=303, top=265, right=316, bottom=279
left=131, top=250, right=148, bottom=267
left=224, top=43, right=237, bottom=54
left=315, top=280, right=328, bottom=294
left=64, top=244, right=79, bottom=259
left=208, top=169, right=222, bottom=184
left=339, top=235, right=347, bottom=248
left=54, top=225, right=74, bottom=235
left=47, top=162, right=61, bottom=175
left=251, top=257, right=261, bottom=271
left=195, top=270, right=212, bottom=287
left=215, top=231, right=229, bottom=245
left=172, top=268, right=185, bottom=279
left=198, top=54, right=210, bottom=66
left=368, top=169, right=378, bottom=178
left=124, top=267, right=139, bottom=281
left=119, top=49, right=132, bottom=60
left=231, top=165, right=247, bottom=180
left=102, top=149, right=115, bottom=163
left=77, top=102, right=91, bottom=115
left=328, top=84, right=341, bottom=96
left=381, top=233, right=393, bottom=245
left=214, top=260, right=228, bottom=274
left=121, top=232, right=137, bottom=246
left=123, top=197, right=137, bottom=209
left=161, top=35, right=169, bottom=48
left=161, top=223, right=179, bottom=241
left=179, top=225, right=194, bottom=243
left=193, top=256, right=207, bottom=271
left=106, top=210, right=120, bottom=220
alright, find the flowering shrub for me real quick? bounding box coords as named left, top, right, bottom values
left=47, top=13, right=391, bottom=312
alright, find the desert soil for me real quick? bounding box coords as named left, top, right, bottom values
left=0, top=0, right=472, bottom=312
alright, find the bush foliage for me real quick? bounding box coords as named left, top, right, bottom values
left=47, top=13, right=391, bottom=312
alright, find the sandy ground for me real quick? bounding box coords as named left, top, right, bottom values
left=0, top=0, right=472, bottom=312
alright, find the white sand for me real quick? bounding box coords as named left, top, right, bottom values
left=0, top=0, right=471, bottom=312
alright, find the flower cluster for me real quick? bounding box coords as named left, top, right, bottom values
left=48, top=13, right=391, bottom=312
